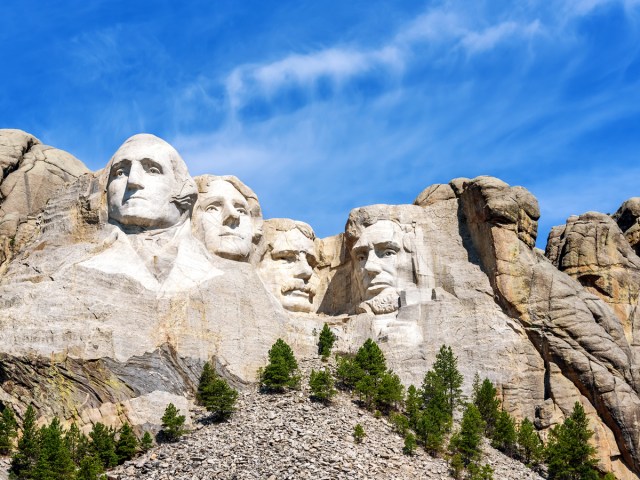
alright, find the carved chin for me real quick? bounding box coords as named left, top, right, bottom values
left=280, top=291, right=313, bottom=313
left=210, top=237, right=251, bottom=261
left=358, top=290, right=400, bottom=315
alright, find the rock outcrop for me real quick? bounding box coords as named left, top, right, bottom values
left=1, top=130, right=639, bottom=478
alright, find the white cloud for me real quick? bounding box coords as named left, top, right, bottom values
left=461, top=20, right=542, bottom=53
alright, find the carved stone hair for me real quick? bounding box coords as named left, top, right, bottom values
left=195, top=174, right=262, bottom=220
left=255, top=218, right=315, bottom=262
left=345, top=204, right=415, bottom=253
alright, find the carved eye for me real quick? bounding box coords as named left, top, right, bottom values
left=206, top=204, right=221, bottom=212
left=356, top=253, right=367, bottom=262
left=148, top=166, right=161, bottom=174
left=115, top=169, right=125, bottom=177
left=383, top=249, right=396, bottom=257
left=236, top=207, right=248, bottom=215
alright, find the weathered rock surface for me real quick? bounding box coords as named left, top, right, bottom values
left=0, top=130, right=639, bottom=478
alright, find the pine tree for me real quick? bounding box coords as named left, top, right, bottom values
left=33, top=417, right=76, bottom=480
left=449, top=403, right=485, bottom=466
left=545, top=401, right=599, bottom=480
left=197, top=362, right=239, bottom=421
left=317, top=323, right=336, bottom=359
left=77, top=454, right=105, bottom=480
left=259, top=339, right=300, bottom=392
left=516, top=418, right=544, bottom=467
left=335, top=355, right=364, bottom=390
left=389, top=412, right=410, bottom=436
left=140, top=431, right=153, bottom=452
left=432, top=345, right=463, bottom=416
left=355, top=374, right=377, bottom=409
left=417, top=370, right=452, bottom=455
left=64, top=423, right=89, bottom=466
left=353, top=423, right=365, bottom=444
left=375, top=372, right=404, bottom=413
left=405, top=385, right=421, bottom=430
left=467, top=462, right=495, bottom=480
left=472, top=377, right=500, bottom=437
left=115, top=423, right=138, bottom=463
left=308, top=368, right=337, bottom=404
left=89, top=422, right=118, bottom=468
left=491, top=410, right=517, bottom=456
left=161, top=403, right=186, bottom=443
left=0, top=405, right=18, bottom=455
left=403, top=432, right=417, bottom=456
left=10, top=405, right=40, bottom=479
left=354, top=339, right=387, bottom=378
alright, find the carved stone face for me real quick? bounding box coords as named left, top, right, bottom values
left=351, top=220, right=403, bottom=302
left=258, top=228, right=317, bottom=312
left=198, top=180, right=254, bottom=260
left=107, top=140, right=182, bottom=229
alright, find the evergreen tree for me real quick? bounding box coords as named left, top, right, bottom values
left=545, top=401, right=599, bottom=480
left=403, top=432, right=417, bottom=456
left=88, top=422, right=118, bottom=469
left=115, top=423, right=138, bottom=463
left=76, top=454, right=105, bottom=480
left=389, top=412, right=410, bottom=436
left=10, top=405, right=39, bottom=479
left=467, top=462, right=495, bottom=480
left=375, top=372, right=404, bottom=413
left=491, top=410, right=517, bottom=457
left=317, top=323, right=336, bottom=359
left=355, top=374, right=377, bottom=409
left=417, top=370, right=452, bottom=455
left=196, top=362, right=239, bottom=421
left=472, top=377, right=500, bottom=437
left=64, top=423, right=89, bottom=466
left=432, top=345, right=463, bottom=416
left=308, top=368, right=337, bottom=404
left=140, top=431, right=153, bottom=452
left=449, top=403, right=485, bottom=466
left=354, top=339, right=387, bottom=378
left=33, top=418, right=76, bottom=480
left=334, top=355, right=364, bottom=390
left=160, top=403, right=186, bottom=443
left=259, top=339, right=300, bottom=392
left=0, top=405, right=18, bottom=455
left=449, top=453, right=465, bottom=480
left=353, top=423, right=365, bottom=444
left=516, top=418, right=544, bottom=467
left=405, top=385, right=421, bottom=430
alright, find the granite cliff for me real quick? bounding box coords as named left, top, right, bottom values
left=0, top=129, right=638, bottom=478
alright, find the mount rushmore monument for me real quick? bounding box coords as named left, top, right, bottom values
left=1, top=129, right=640, bottom=478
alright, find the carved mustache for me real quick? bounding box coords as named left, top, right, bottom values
left=281, top=281, right=316, bottom=296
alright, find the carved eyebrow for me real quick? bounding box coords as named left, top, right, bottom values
left=374, top=240, right=401, bottom=250
left=110, top=159, right=130, bottom=173
left=271, top=248, right=300, bottom=256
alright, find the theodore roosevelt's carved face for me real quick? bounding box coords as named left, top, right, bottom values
left=258, top=225, right=317, bottom=312
left=351, top=220, right=403, bottom=303
left=107, top=136, right=187, bottom=230
left=198, top=179, right=254, bottom=260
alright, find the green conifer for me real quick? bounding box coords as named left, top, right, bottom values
left=403, top=432, right=417, bottom=456
left=516, top=418, right=544, bottom=467
left=335, top=355, right=364, bottom=390
left=405, top=385, right=421, bottom=429
left=432, top=345, right=463, bottom=416
left=472, top=377, right=500, bottom=437
left=259, top=339, right=300, bottom=392
left=160, top=403, right=186, bottom=443
left=308, top=368, right=337, bottom=404
left=354, top=339, right=387, bottom=378
left=10, top=405, right=39, bottom=479
left=115, top=423, right=138, bottom=463
left=449, top=403, right=485, bottom=466
left=375, top=371, right=404, bottom=413
left=389, top=412, right=410, bottom=436
left=77, top=454, right=105, bottom=480
left=353, top=423, right=365, bottom=444
left=317, top=323, right=337, bottom=359
left=491, top=410, right=517, bottom=456
left=33, top=418, right=76, bottom=480
left=545, top=401, right=599, bottom=480
left=197, top=362, right=239, bottom=421
left=140, top=431, right=154, bottom=452
left=89, top=422, right=118, bottom=468
left=0, top=405, right=18, bottom=455
left=64, top=423, right=89, bottom=466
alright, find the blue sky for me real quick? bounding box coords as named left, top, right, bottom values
left=2, top=0, right=639, bottom=245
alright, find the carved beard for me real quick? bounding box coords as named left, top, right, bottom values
left=357, top=289, right=400, bottom=315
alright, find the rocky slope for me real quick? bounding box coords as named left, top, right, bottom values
left=105, top=359, right=543, bottom=480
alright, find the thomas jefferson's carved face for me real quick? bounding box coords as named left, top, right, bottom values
left=107, top=142, right=182, bottom=229
left=351, top=220, right=403, bottom=302
left=258, top=228, right=317, bottom=312
left=198, top=180, right=254, bottom=260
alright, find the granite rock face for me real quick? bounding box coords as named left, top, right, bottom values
left=0, top=130, right=639, bottom=479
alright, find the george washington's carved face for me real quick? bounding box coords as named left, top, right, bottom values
left=107, top=135, right=194, bottom=230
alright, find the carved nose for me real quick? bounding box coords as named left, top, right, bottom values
left=294, top=254, right=313, bottom=280
left=222, top=203, right=240, bottom=226
left=363, top=252, right=382, bottom=274
left=126, top=163, right=145, bottom=190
